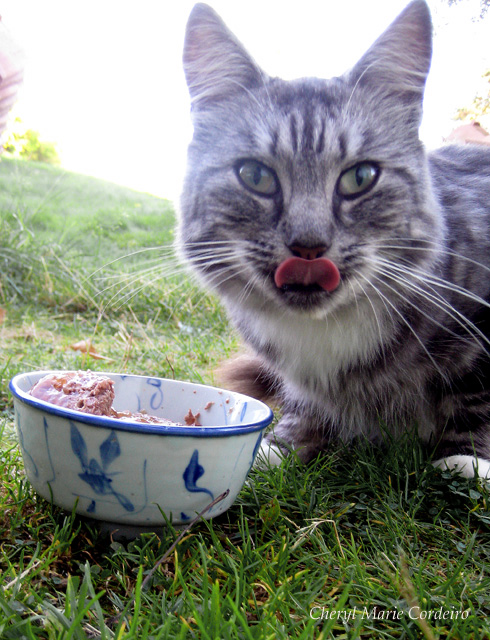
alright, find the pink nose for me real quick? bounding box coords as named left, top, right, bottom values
left=289, top=245, right=326, bottom=260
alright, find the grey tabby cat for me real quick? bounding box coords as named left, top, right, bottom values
left=179, top=0, right=490, bottom=479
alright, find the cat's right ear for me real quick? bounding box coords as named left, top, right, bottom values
left=183, top=3, right=266, bottom=110
left=349, top=0, right=432, bottom=100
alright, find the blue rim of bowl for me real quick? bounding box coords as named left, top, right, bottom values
left=9, top=372, right=274, bottom=438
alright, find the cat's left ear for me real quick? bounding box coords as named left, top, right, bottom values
left=183, top=3, right=266, bottom=110
left=350, top=0, right=432, bottom=101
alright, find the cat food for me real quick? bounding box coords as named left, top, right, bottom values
left=30, top=371, right=114, bottom=416
left=184, top=408, right=201, bottom=426
left=29, top=371, right=182, bottom=426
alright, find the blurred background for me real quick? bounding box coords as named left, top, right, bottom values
left=1, top=0, right=489, bottom=203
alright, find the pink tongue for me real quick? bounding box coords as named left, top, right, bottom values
left=274, top=257, right=340, bottom=292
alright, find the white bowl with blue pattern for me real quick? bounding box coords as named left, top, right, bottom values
left=9, top=371, right=273, bottom=528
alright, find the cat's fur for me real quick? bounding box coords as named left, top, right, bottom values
left=179, top=0, right=490, bottom=479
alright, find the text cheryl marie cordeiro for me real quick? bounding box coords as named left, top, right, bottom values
left=310, top=606, right=469, bottom=622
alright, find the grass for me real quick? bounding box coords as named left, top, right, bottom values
left=1, top=156, right=490, bottom=639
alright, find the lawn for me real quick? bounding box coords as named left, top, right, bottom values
left=1, top=157, right=490, bottom=639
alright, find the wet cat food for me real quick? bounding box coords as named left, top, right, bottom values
left=29, top=371, right=182, bottom=426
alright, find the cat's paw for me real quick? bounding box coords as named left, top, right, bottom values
left=255, top=439, right=286, bottom=468
left=254, top=430, right=324, bottom=467
left=433, top=455, right=490, bottom=481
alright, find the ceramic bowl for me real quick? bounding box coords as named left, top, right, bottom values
left=9, top=371, right=273, bottom=528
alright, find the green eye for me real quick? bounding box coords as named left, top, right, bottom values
left=237, top=160, right=279, bottom=196
left=337, top=162, right=379, bottom=198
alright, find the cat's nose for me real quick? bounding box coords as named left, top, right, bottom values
left=289, top=245, right=327, bottom=260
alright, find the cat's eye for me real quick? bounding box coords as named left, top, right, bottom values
left=236, top=160, right=279, bottom=196
left=337, top=162, right=380, bottom=198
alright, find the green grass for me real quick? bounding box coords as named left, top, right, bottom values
left=1, top=157, right=490, bottom=639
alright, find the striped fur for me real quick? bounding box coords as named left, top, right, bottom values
left=179, top=1, right=490, bottom=478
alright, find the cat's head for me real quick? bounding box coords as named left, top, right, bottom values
left=179, top=0, right=442, bottom=319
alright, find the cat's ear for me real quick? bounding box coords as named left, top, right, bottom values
left=183, top=3, right=266, bottom=110
left=350, top=0, right=432, bottom=99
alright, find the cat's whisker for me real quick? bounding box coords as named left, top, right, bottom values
left=185, top=250, right=238, bottom=264
left=373, top=253, right=479, bottom=305
left=87, top=245, right=176, bottom=281
left=201, top=263, right=253, bottom=293
left=236, top=273, right=256, bottom=306
left=95, top=243, right=239, bottom=304
left=370, top=257, right=490, bottom=351
left=182, top=241, right=239, bottom=252
left=96, top=262, right=192, bottom=314
left=350, top=274, right=389, bottom=366
left=93, top=240, right=243, bottom=313
left=177, top=250, right=236, bottom=270
left=178, top=241, right=240, bottom=268
left=184, top=258, right=239, bottom=282
left=183, top=244, right=239, bottom=257
left=237, top=270, right=269, bottom=308
left=87, top=246, right=183, bottom=305
left=107, top=270, right=196, bottom=314
left=183, top=241, right=235, bottom=249
left=377, top=240, right=490, bottom=276
left=95, top=269, right=158, bottom=300
left=98, top=257, right=182, bottom=282
left=348, top=278, right=361, bottom=317
left=367, top=262, right=490, bottom=355
left=358, top=272, right=449, bottom=382
left=376, top=255, right=490, bottom=311
left=94, top=261, right=187, bottom=299
left=181, top=263, right=256, bottom=313
left=94, top=257, right=176, bottom=282
left=108, top=283, right=155, bottom=313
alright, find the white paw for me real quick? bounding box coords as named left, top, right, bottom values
left=433, top=455, right=490, bottom=480
left=255, top=439, right=285, bottom=468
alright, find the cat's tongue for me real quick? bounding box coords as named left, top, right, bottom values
left=274, top=257, right=340, bottom=292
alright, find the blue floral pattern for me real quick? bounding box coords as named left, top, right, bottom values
left=183, top=449, right=214, bottom=500
left=70, top=422, right=135, bottom=512
left=147, top=377, right=164, bottom=410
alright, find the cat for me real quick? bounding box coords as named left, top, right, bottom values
left=179, top=0, right=490, bottom=480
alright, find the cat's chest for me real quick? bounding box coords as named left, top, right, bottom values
left=238, top=303, right=437, bottom=438
left=240, top=302, right=387, bottom=395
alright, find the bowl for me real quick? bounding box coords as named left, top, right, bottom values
left=9, top=371, right=273, bottom=529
